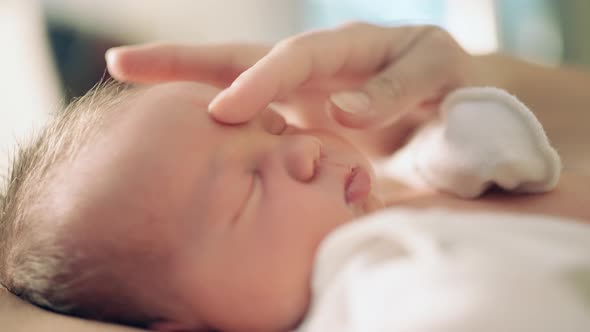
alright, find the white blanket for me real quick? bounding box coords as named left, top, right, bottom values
left=295, top=87, right=590, bottom=331
left=297, top=209, right=590, bottom=332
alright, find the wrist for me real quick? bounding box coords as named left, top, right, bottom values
left=471, top=53, right=513, bottom=90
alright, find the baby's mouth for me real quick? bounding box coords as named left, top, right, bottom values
left=344, top=166, right=372, bottom=205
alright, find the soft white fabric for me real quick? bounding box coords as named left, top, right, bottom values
left=296, top=209, right=590, bottom=332
left=295, top=87, right=589, bottom=331
left=378, top=87, right=561, bottom=198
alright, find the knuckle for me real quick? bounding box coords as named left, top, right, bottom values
left=274, top=37, right=297, bottom=52
left=423, top=25, right=460, bottom=49
left=422, top=25, right=448, bottom=37
left=338, top=20, right=373, bottom=31
left=370, top=74, right=408, bottom=102
left=419, top=26, right=470, bottom=83
left=274, top=33, right=315, bottom=53
left=165, top=48, right=185, bottom=73
left=153, top=42, right=177, bottom=50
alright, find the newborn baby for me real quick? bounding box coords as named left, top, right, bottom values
left=0, top=81, right=383, bottom=332
left=0, top=80, right=578, bottom=332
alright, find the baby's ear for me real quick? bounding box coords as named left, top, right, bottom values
left=149, top=320, right=200, bottom=332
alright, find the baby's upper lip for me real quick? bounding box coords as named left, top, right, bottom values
left=344, top=166, right=372, bottom=205
left=317, top=155, right=372, bottom=206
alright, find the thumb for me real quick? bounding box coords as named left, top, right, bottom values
left=328, top=53, right=444, bottom=129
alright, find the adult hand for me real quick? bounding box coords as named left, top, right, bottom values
left=209, top=22, right=480, bottom=129
left=106, top=42, right=270, bottom=88
left=107, top=23, right=486, bottom=156
left=107, top=23, right=478, bottom=129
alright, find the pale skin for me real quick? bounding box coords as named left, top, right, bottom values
left=2, top=22, right=590, bottom=331
left=44, top=81, right=382, bottom=332
left=106, top=23, right=590, bottom=164
left=0, top=288, right=143, bottom=332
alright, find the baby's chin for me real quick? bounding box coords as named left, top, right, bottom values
left=365, top=192, right=385, bottom=213
left=350, top=192, right=384, bottom=217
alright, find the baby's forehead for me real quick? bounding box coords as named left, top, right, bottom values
left=124, top=81, right=278, bottom=149
left=59, top=82, right=234, bottom=227
left=123, top=82, right=231, bottom=134
left=57, top=81, right=271, bottom=233
left=139, top=81, right=220, bottom=113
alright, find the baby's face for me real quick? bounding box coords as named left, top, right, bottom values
left=63, top=82, right=380, bottom=331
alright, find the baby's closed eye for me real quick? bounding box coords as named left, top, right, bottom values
left=233, top=170, right=263, bottom=225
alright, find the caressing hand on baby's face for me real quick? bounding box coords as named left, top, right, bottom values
left=60, top=81, right=381, bottom=332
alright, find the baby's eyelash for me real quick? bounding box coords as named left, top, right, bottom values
left=232, top=170, right=259, bottom=225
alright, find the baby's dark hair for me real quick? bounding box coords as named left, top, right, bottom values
left=0, top=80, right=165, bottom=327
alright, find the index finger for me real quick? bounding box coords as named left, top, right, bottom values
left=106, top=43, right=270, bottom=86
left=208, top=23, right=420, bottom=123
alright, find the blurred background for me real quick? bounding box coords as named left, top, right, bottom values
left=1, top=0, right=589, bottom=173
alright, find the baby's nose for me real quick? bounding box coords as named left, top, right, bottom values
left=282, top=135, right=322, bottom=182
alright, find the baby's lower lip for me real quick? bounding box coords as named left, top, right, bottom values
left=345, top=167, right=371, bottom=204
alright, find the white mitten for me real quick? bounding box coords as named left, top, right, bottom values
left=379, top=87, right=561, bottom=198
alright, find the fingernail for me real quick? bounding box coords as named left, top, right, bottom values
left=330, top=91, right=371, bottom=115
left=105, top=48, right=117, bottom=64
left=208, top=89, right=229, bottom=113
left=269, top=117, right=287, bottom=135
